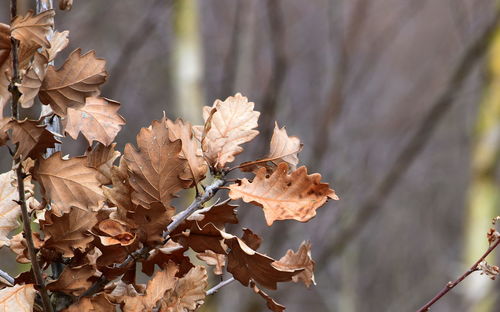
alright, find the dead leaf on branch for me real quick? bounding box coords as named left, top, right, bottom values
left=97, top=218, right=136, bottom=246
left=46, top=264, right=96, bottom=296
left=39, top=48, right=107, bottom=116
left=62, top=294, right=115, bottom=312
left=166, top=118, right=207, bottom=187
left=103, top=157, right=134, bottom=218
left=0, top=284, right=36, bottom=312
left=19, top=53, right=47, bottom=108
left=273, top=241, right=316, bottom=287
left=250, top=281, right=285, bottom=312
left=124, top=118, right=189, bottom=211
left=158, top=266, right=208, bottom=312
left=9, top=233, right=31, bottom=263
left=8, top=118, right=60, bottom=160
left=187, top=198, right=238, bottom=229
left=196, top=250, right=225, bottom=275
left=63, top=97, right=125, bottom=146
left=11, top=10, right=54, bottom=51
left=241, top=228, right=262, bottom=251
left=41, top=207, right=98, bottom=257
left=0, top=169, right=35, bottom=248
left=132, top=202, right=172, bottom=245
left=229, top=162, right=338, bottom=225
left=33, top=152, right=106, bottom=214
left=41, top=30, right=69, bottom=63
left=86, top=143, right=121, bottom=185
left=141, top=240, right=193, bottom=277
left=194, top=93, right=260, bottom=170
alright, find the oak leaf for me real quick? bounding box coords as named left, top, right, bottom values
left=97, top=219, right=136, bottom=246
left=0, top=170, right=35, bottom=247
left=63, top=97, right=125, bottom=146
left=41, top=30, right=69, bottom=63
left=241, top=228, right=262, bottom=251
left=103, top=157, right=134, bottom=218
left=229, top=163, right=338, bottom=225
left=19, top=53, right=47, bottom=108
left=11, top=10, right=54, bottom=51
left=249, top=281, right=285, bottom=312
left=0, top=284, right=36, bottom=312
left=273, top=241, right=316, bottom=287
left=41, top=207, right=98, bottom=257
left=195, top=93, right=260, bottom=170
left=132, top=203, right=172, bottom=245
left=166, top=118, right=207, bottom=186
left=159, top=266, right=207, bottom=312
left=141, top=241, right=193, bottom=277
left=86, top=143, right=121, bottom=185
left=46, top=264, right=95, bottom=296
left=9, top=233, right=30, bottom=263
left=187, top=198, right=238, bottom=228
left=62, top=294, right=114, bottom=312
left=124, top=119, right=188, bottom=210
left=39, top=49, right=107, bottom=116
left=196, top=250, right=225, bottom=275
left=33, top=152, right=106, bottom=214
left=8, top=118, right=60, bottom=160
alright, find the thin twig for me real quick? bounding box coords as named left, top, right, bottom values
left=0, top=268, right=14, bottom=285
left=80, top=178, right=225, bottom=298
left=9, top=3, right=54, bottom=311
left=416, top=239, right=500, bottom=312
left=206, top=277, right=236, bottom=296
left=319, top=8, right=500, bottom=264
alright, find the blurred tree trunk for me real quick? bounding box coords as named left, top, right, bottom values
left=172, top=0, right=204, bottom=124
left=463, top=26, right=500, bottom=312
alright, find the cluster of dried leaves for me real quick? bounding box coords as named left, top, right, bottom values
left=0, top=8, right=338, bottom=312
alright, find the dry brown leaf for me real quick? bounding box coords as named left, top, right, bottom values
left=0, top=24, right=9, bottom=68
left=41, top=207, right=98, bottom=257
left=9, top=233, right=30, bottom=263
left=196, top=93, right=260, bottom=170
left=47, top=264, right=95, bottom=296
left=8, top=118, right=60, bottom=160
left=39, top=49, right=107, bottom=116
left=0, top=118, right=9, bottom=146
left=0, top=170, right=35, bottom=247
left=86, top=143, right=121, bottom=185
left=250, top=281, right=285, bottom=312
left=141, top=240, right=193, bottom=277
left=34, top=152, right=106, bottom=214
left=159, top=266, right=207, bottom=312
left=62, top=294, right=115, bottom=312
left=166, top=118, right=207, bottom=186
left=124, top=119, right=189, bottom=210
left=187, top=198, right=238, bottom=229
left=229, top=163, right=338, bottom=225
left=11, top=10, right=54, bottom=50
left=19, top=53, right=47, bottom=108
left=41, top=30, right=69, bottom=62
left=122, top=262, right=178, bottom=312
left=103, top=157, right=134, bottom=217
left=196, top=250, right=225, bottom=275
left=97, top=219, right=136, bottom=246
left=132, top=203, right=172, bottom=245
left=172, top=222, right=226, bottom=254
left=241, top=228, right=262, bottom=251
left=63, top=97, right=125, bottom=146
left=273, top=241, right=316, bottom=287
left=0, top=284, right=36, bottom=311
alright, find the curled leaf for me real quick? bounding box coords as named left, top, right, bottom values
left=0, top=284, right=36, bottom=312
left=273, top=241, right=316, bottom=287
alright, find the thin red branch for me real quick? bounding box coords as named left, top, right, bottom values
left=416, top=239, right=500, bottom=312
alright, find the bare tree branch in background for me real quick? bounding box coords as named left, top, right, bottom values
left=318, top=8, right=500, bottom=266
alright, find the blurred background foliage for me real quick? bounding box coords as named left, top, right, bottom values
left=2, top=0, right=500, bottom=311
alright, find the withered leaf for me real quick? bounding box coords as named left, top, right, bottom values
left=62, top=294, right=114, bottom=312
left=34, top=152, right=106, bottom=213
left=8, top=118, right=60, bottom=160
left=0, top=284, right=36, bottom=312
left=0, top=170, right=35, bottom=247
left=39, top=49, right=107, bottom=116
left=63, top=97, right=125, bottom=146
left=166, top=118, right=207, bottom=186
left=97, top=219, right=136, bottom=246
left=0, top=23, right=9, bottom=67
left=196, top=250, right=225, bottom=275
left=187, top=198, right=238, bottom=229
left=132, top=203, right=172, bottom=245
left=103, top=157, right=134, bottom=217
left=196, top=93, right=260, bottom=170
left=241, top=228, right=262, bottom=251
left=41, top=207, right=97, bottom=257
left=159, top=266, right=208, bottom=312
left=250, top=281, right=285, bottom=312
left=122, top=262, right=178, bottom=312
left=86, top=143, right=121, bottom=185
left=273, top=241, right=316, bottom=287
left=124, top=119, right=189, bottom=210
left=19, top=53, right=47, bottom=108
left=9, top=233, right=30, bottom=263
left=47, top=264, right=95, bottom=296
left=229, top=163, right=338, bottom=225
left=141, top=241, right=193, bottom=277
left=41, top=30, right=69, bottom=62
left=0, top=118, right=9, bottom=146
left=172, top=222, right=226, bottom=254
left=11, top=10, right=54, bottom=50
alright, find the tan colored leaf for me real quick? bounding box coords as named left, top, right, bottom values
left=172, top=222, right=226, bottom=254
left=33, top=152, right=106, bottom=213
left=0, top=24, right=9, bottom=68
left=124, top=119, right=189, bottom=210
left=241, top=228, right=262, bottom=251
left=39, top=49, right=107, bottom=116
left=41, top=207, right=98, bottom=257
left=0, top=284, right=36, bottom=311
left=187, top=198, right=238, bottom=229
left=41, top=30, right=69, bottom=62
left=9, top=233, right=30, bottom=263
left=97, top=219, right=136, bottom=246
left=103, top=157, right=134, bottom=217
left=141, top=241, right=193, bottom=277
left=159, top=266, right=207, bottom=312
left=11, top=10, right=54, bottom=50
left=63, top=97, right=125, bottom=146
left=0, top=170, right=35, bottom=247
left=273, top=241, right=316, bottom=287
left=198, top=93, right=260, bottom=170
left=122, top=262, right=178, bottom=312
left=86, top=143, right=121, bottom=185
left=132, top=203, right=172, bottom=245
left=250, top=281, right=285, bottom=312
left=166, top=118, right=207, bottom=186
left=47, top=264, right=95, bottom=296
left=229, top=163, right=338, bottom=225
left=62, top=294, right=115, bottom=312
left=19, top=53, right=47, bottom=108
left=8, top=118, right=60, bottom=160
left=196, top=250, right=225, bottom=275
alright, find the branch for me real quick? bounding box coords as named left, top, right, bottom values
left=318, top=8, right=500, bottom=264
left=416, top=239, right=500, bottom=312
left=80, top=178, right=225, bottom=298
left=206, top=277, right=235, bottom=296
left=0, top=268, right=14, bottom=286
left=9, top=2, right=53, bottom=312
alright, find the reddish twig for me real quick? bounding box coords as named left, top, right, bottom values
left=416, top=239, right=500, bottom=312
